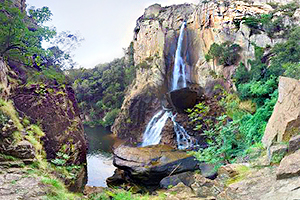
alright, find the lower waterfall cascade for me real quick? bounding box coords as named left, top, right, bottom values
left=142, top=109, right=198, bottom=150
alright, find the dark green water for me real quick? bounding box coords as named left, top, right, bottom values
left=85, top=125, right=116, bottom=187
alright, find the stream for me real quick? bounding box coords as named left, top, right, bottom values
left=84, top=125, right=116, bottom=187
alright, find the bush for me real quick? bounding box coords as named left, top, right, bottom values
left=206, top=42, right=241, bottom=66
left=102, top=108, right=120, bottom=127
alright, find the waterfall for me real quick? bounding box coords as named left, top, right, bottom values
left=172, top=22, right=187, bottom=91
left=141, top=22, right=197, bottom=149
left=142, top=110, right=171, bottom=147
left=171, top=114, right=197, bottom=150
left=142, top=110, right=197, bottom=149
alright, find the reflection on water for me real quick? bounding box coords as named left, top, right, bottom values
left=85, top=125, right=116, bottom=187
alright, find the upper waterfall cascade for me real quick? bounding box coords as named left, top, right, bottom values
left=142, top=22, right=197, bottom=149
left=171, top=22, right=188, bottom=91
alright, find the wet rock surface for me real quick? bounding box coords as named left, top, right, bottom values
left=109, top=144, right=199, bottom=186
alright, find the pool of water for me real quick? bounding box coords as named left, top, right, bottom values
left=84, top=125, right=116, bottom=187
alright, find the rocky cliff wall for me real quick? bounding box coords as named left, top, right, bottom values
left=0, top=58, right=87, bottom=190
left=113, top=0, right=282, bottom=141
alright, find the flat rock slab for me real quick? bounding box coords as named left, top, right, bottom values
left=112, top=144, right=199, bottom=186
left=277, top=149, right=300, bottom=180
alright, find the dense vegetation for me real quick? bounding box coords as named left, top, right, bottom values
left=205, top=41, right=242, bottom=66
left=68, top=43, right=136, bottom=127
left=191, top=2, right=300, bottom=167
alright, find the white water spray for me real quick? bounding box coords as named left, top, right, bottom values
left=142, top=110, right=171, bottom=146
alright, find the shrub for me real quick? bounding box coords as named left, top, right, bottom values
left=206, top=42, right=241, bottom=66
left=103, top=108, right=120, bottom=127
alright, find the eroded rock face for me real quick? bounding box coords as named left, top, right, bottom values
left=12, top=85, right=87, bottom=165
left=111, top=86, right=160, bottom=141
left=110, top=144, right=199, bottom=186
left=262, top=77, right=300, bottom=148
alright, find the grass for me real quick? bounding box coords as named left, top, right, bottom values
left=226, top=165, right=251, bottom=186
left=41, top=177, right=82, bottom=200
left=0, top=99, right=23, bottom=131
left=0, top=153, right=20, bottom=161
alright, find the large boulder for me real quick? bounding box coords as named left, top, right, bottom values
left=169, top=87, right=198, bottom=111
left=110, top=144, right=199, bottom=186
left=276, top=149, right=300, bottom=180
left=262, top=77, right=300, bottom=148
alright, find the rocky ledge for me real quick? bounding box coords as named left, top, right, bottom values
left=107, top=144, right=199, bottom=186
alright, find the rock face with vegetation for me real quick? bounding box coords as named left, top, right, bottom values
left=0, top=0, right=88, bottom=196
left=12, top=84, right=87, bottom=164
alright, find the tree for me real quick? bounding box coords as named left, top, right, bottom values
left=0, top=0, right=56, bottom=64
left=0, top=1, right=83, bottom=70
left=205, top=42, right=241, bottom=67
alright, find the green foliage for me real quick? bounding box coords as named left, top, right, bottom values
left=41, top=177, right=81, bottom=200
left=102, top=108, right=120, bottom=127
left=283, top=63, right=300, bottom=79
left=205, top=42, right=241, bottom=66
left=27, top=66, right=67, bottom=85
left=50, top=151, right=82, bottom=180
left=186, top=102, right=211, bottom=131
left=271, top=27, right=300, bottom=67
left=0, top=1, right=56, bottom=62
left=192, top=115, right=241, bottom=166
left=270, top=151, right=286, bottom=164
left=69, top=56, right=136, bottom=127
left=28, top=6, right=52, bottom=25
left=194, top=13, right=300, bottom=167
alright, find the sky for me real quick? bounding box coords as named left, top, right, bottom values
left=26, top=0, right=199, bottom=68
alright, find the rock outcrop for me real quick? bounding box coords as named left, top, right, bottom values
left=262, top=77, right=300, bottom=148
left=108, top=144, right=199, bottom=186
left=0, top=59, right=11, bottom=100
left=277, top=149, right=300, bottom=180
left=1, top=57, right=87, bottom=191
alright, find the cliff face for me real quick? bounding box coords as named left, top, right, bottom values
left=12, top=84, right=87, bottom=165
left=0, top=58, right=87, bottom=191
left=112, top=0, right=280, bottom=141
